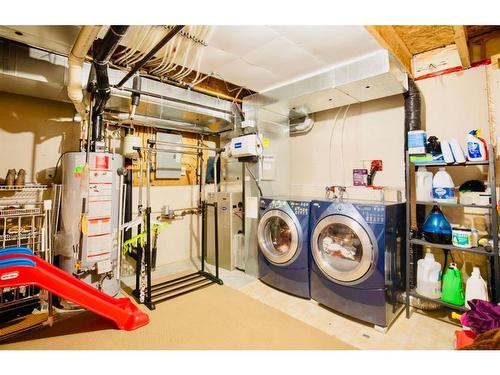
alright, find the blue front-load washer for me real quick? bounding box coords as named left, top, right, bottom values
left=309, top=199, right=406, bottom=327
left=257, top=197, right=311, bottom=299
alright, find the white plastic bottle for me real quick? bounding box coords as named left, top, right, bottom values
left=432, top=167, right=455, bottom=203
left=416, top=167, right=433, bottom=202
left=466, top=130, right=487, bottom=162
left=416, top=249, right=442, bottom=299
left=465, top=267, right=489, bottom=309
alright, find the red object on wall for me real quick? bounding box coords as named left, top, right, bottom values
left=0, top=253, right=149, bottom=331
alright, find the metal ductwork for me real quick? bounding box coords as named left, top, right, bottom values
left=0, top=37, right=236, bottom=135
left=104, top=68, right=235, bottom=134
left=243, top=49, right=408, bottom=131
left=289, top=108, right=315, bottom=135
left=0, top=39, right=71, bottom=103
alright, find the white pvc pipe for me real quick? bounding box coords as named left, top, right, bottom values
left=67, top=25, right=102, bottom=119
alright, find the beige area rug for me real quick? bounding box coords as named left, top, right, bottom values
left=0, top=284, right=354, bottom=350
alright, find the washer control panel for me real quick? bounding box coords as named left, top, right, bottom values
left=357, top=205, right=386, bottom=224
left=289, top=201, right=310, bottom=217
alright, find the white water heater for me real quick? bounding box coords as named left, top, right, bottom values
left=57, top=152, right=123, bottom=296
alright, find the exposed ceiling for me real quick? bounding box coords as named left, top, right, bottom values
left=393, top=25, right=455, bottom=54
left=368, top=25, right=500, bottom=78
left=0, top=25, right=384, bottom=94
left=2, top=24, right=500, bottom=101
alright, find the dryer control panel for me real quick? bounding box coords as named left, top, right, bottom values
left=356, top=205, right=386, bottom=224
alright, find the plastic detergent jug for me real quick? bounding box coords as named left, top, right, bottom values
left=416, top=249, right=442, bottom=299
left=466, top=129, right=488, bottom=161
left=432, top=168, right=455, bottom=203
left=441, top=263, right=465, bottom=306
left=465, top=267, right=489, bottom=309
left=422, top=205, right=452, bottom=244
left=416, top=167, right=433, bottom=202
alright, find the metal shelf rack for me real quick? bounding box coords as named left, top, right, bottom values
left=405, top=145, right=500, bottom=318
left=131, top=140, right=223, bottom=311
left=0, top=183, right=53, bottom=341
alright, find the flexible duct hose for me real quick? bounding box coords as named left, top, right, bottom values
left=403, top=78, right=421, bottom=133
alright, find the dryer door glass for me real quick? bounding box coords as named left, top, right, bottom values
left=312, top=215, right=374, bottom=283
left=257, top=209, right=299, bottom=265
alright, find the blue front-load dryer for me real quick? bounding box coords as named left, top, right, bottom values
left=309, top=200, right=406, bottom=327
left=257, top=197, right=311, bottom=299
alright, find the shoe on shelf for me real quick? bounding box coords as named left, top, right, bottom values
left=5, top=169, right=16, bottom=186
left=15, top=169, right=26, bottom=186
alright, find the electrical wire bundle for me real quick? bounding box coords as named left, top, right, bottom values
left=114, top=25, right=214, bottom=83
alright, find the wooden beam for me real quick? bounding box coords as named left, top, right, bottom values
left=365, top=26, right=413, bottom=77
left=453, top=26, right=471, bottom=68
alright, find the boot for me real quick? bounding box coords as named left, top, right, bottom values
left=15, top=169, right=26, bottom=186
left=5, top=169, right=16, bottom=186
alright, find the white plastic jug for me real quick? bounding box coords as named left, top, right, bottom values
left=465, top=267, right=489, bottom=309
left=433, top=167, right=455, bottom=203
left=416, top=249, right=442, bottom=299
left=416, top=167, right=433, bottom=202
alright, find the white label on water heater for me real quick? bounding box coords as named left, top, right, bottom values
left=97, top=259, right=112, bottom=274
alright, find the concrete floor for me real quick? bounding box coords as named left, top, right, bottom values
left=136, top=261, right=458, bottom=349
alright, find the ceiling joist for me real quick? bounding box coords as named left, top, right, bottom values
left=452, top=26, right=471, bottom=68
left=365, top=25, right=413, bottom=77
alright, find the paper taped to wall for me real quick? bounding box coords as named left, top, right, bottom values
left=245, top=197, right=259, bottom=219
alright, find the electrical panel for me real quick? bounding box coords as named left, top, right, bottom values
left=156, top=132, right=182, bottom=179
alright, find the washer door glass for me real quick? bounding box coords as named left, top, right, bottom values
left=312, top=215, right=374, bottom=283
left=257, top=209, right=299, bottom=265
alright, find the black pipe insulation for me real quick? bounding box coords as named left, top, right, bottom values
left=123, top=74, right=141, bottom=253
left=131, top=74, right=142, bottom=107
left=403, top=78, right=421, bottom=134
left=91, top=25, right=129, bottom=148
left=403, top=77, right=423, bottom=290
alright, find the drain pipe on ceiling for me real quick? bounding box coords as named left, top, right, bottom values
left=67, top=26, right=102, bottom=120
left=91, top=25, right=129, bottom=150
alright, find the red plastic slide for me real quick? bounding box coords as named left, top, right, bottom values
left=0, top=252, right=149, bottom=331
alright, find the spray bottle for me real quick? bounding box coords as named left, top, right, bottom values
left=466, top=129, right=488, bottom=162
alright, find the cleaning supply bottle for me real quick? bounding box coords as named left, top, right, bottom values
left=441, top=263, right=465, bottom=306
left=465, top=267, right=489, bottom=309
left=422, top=205, right=452, bottom=244
left=432, top=167, right=455, bottom=203
left=416, top=249, right=442, bottom=299
left=466, top=129, right=488, bottom=161
left=416, top=167, right=433, bottom=202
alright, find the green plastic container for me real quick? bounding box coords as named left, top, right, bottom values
left=441, top=263, right=465, bottom=306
